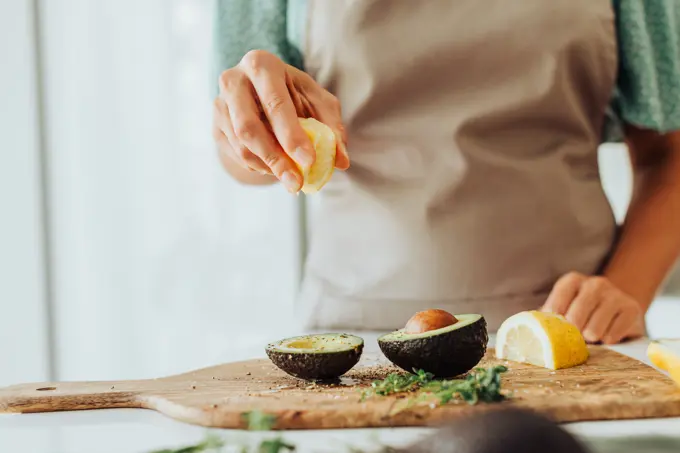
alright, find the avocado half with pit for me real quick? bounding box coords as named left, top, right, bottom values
left=265, top=333, right=364, bottom=380
left=378, top=312, right=488, bottom=378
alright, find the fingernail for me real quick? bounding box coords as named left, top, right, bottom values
left=293, top=147, right=314, bottom=169
left=338, top=140, right=349, bottom=162
left=281, top=172, right=301, bottom=193
left=334, top=130, right=349, bottom=159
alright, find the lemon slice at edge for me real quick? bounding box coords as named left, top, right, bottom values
left=648, top=339, right=680, bottom=386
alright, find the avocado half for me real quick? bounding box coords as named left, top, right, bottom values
left=265, top=333, right=364, bottom=380
left=378, top=314, right=488, bottom=378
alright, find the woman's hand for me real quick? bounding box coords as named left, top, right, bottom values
left=541, top=272, right=645, bottom=344
left=212, top=50, right=350, bottom=192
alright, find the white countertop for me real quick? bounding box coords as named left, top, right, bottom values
left=1, top=338, right=678, bottom=453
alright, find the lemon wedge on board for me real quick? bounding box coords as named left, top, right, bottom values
left=297, top=117, right=336, bottom=194
left=647, top=339, right=680, bottom=386
left=495, top=310, right=589, bottom=370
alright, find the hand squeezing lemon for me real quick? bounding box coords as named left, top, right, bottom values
left=296, top=117, right=337, bottom=194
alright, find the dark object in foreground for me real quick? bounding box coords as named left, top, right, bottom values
left=150, top=408, right=680, bottom=453
left=399, top=408, right=590, bottom=453
left=265, top=333, right=364, bottom=380
left=378, top=313, right=488, bottom=377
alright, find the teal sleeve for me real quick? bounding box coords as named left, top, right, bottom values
left=212, top=0, right=303, bottom=91
left=605, top=0, right=680, bottom=141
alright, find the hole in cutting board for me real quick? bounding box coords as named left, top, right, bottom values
left=36, top=387, right=56, bottom=391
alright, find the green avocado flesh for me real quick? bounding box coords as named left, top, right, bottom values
left=265, top=333, right=364, bottom=380
left=378, top=314, right=488, bottom=378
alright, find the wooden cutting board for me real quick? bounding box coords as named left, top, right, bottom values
left=1, top=347, right=679, bottom=430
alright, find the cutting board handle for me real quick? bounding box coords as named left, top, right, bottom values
left=0, top=379, right=147, bottom=414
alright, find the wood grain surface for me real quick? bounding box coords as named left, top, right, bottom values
left=1, top=347, right=679, bottom=430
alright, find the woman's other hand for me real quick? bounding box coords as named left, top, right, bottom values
left=212, top=50, right=350, bottom=192
left=541, top=272, right=645, bottom=344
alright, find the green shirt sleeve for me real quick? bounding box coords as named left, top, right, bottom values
left=214, top=1, right=680, bottom=141
left=212, top=0, right=302, bottom=91
left=605, top=0, right=680, bottom=141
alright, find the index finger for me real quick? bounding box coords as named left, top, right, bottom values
left=542, top=272, right=587, bottom=315
left=240, top=52, right=316, bottom=170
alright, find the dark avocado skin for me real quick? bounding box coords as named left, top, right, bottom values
left=266, top=343, right=363, bottom=380
left=400, top=408, right=590, bottom=453
left=378, top=316, right=488, bottom=378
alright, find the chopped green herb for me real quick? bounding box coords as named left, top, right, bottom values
left=361, top=369, right=433, bottom=400
left=419, top=365, right=508, bottom=405
left=256, top=438, right=296, bottom=453
left=242, top=410, right=277, bottom=431
left=149, top=434, right=224, bottom=453
left=362, top=366, right=508, bottom=407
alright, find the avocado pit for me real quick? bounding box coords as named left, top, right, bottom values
left=405, top=309, right=459, bottom=334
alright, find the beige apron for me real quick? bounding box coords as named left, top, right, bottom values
left=297, top=0, right=618, bottom=332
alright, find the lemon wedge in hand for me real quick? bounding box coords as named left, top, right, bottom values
left=496, top=310, right=589, bottom=370
left=648, top=339, right=680, bottom=386
left=296, top=117, right=337, bottom=194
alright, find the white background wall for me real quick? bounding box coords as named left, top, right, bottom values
left=0, top=0, right=677, bottom=387
left=38, top=0, right=303, bottom=381
left=0, top=0, right=51, bottom=386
